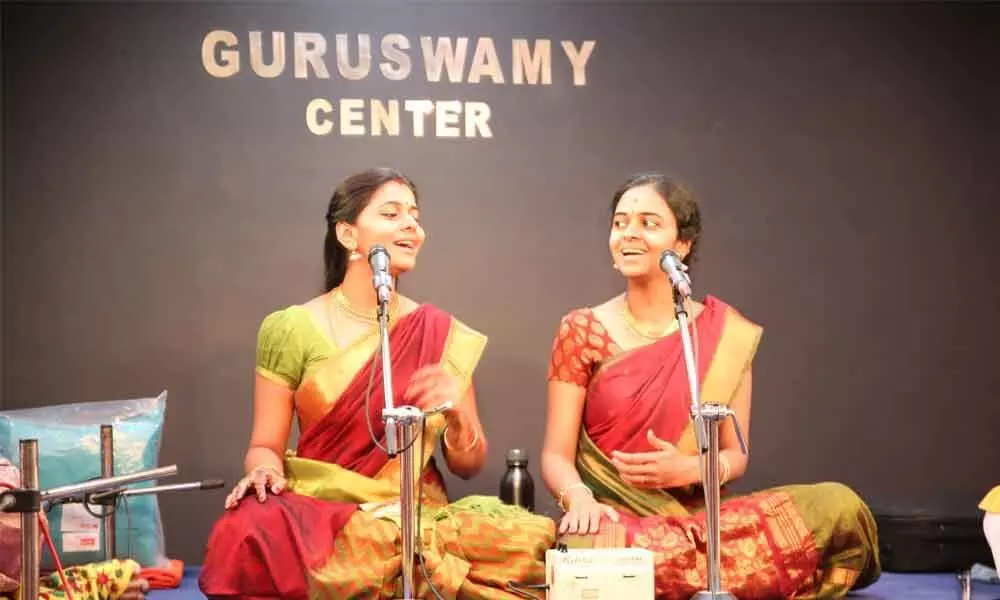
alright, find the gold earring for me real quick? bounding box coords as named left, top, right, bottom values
left=347, top=246, right=361, bottom=261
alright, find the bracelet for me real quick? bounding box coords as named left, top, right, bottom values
left=557, top=482, right=593, bottom=511
left=442, top=425, right=479, bottom=453
left=719, top=454, right=731, bottom=486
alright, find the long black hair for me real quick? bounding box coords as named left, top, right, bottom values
left=610, top=172, right=702, bottom=268
left=323, top=167, right=418, bottom=291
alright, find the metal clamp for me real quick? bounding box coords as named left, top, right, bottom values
left=0, top=488, right=41, bottom=514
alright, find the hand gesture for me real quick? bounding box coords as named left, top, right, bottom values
left=224, top=465, right=287, bottom=510
left=611, top=429, right=692, bottom=489
left=558, top=489, right=619, bottom=536
left=403, top=364, right=460, bottom=414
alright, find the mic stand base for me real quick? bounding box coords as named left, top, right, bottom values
left=691, top=592, right=737, bottom=600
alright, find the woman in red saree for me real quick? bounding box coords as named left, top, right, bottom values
left=199, top=168, right=554, bottom=599
left=541, top=173, right=880, bottom=599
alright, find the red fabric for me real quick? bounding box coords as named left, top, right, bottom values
left=295, top=304, right=451, bottom=471
left=547, top=296, right=727, bottom=455
left=198, top=305, right=452, bottom=600
left=0, top=460, right=27, bottom=593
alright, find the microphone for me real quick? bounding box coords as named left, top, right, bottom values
left=367, top=245, right=393, bottom=308
left=660, top=250, right=692, bottom=298
left=87, top=479, right=226, bottom=503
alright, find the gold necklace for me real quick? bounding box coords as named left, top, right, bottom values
left=329, top=288, right=400, bottom=325
left=621, top=296, right=676, bottom=341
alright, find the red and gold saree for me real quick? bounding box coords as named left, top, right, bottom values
left=200, top=304, right=554, bottom=599
left=550, top=296, right=880, bottom=599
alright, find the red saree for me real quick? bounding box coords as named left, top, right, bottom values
left=550, top=296, right=881, bottom=599
left=199, top=305, right=449, bottom=598
left=200, top=304, right=554, bottom=599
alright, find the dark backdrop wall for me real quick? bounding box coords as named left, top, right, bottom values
left=2, top=2, right=998, bottom=564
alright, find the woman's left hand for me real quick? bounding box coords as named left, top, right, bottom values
left=403, top=364, right=460, bottom=414
left=611, top=429, right=695, bottom=489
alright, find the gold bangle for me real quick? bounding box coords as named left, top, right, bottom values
left=442, top=425, right=479, bottom=453
left=719, top=454, right=731, bottom=486
left=557, top=482, right=592, bottom=511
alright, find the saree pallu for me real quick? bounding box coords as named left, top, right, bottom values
left=199, top=304, right=554, bottom=599
left=573, top=297, right=881, bottom=599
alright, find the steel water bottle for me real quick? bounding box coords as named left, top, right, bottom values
left=499, top=448, right=535, bottom=512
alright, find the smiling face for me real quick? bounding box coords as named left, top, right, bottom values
left=336, top=180, right=425, bottom=275
left=609, top=181, right=695, bottom=281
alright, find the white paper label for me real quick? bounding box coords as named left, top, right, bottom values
left=60, top=503, right=101, bottom=532
left=62, top=531, right=101, bottom=553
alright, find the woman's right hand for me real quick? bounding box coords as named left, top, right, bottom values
left=558, top=490, right=619, bottom=535
left=224, top=466, right=287, bottom=510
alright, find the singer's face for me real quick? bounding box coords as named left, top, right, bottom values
left=354, top=181, right=425, bottom=273
left=610, top=184, right=690, bottom=278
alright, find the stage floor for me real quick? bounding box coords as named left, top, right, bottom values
left=150, top=566, right=1000, bottom=599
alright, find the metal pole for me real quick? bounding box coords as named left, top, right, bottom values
left=19, top=439, right=40, bottom=600
left=41, top=465, right=178, bottom=503
left=375, top=299, right=414, bottom=599
left=399, top=419, right=417, bottom=599
left=90, top=478, right=225, bottom=501
left=100, top=424, right=116, bottom=560
left=674, top=292, right=744, bottom=600
left=379, top=296, right=398, bottom=459
left=705, top=423, right=723, bottom=593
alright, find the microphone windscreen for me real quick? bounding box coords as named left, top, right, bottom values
left=368, top=245, right=390, bottom=271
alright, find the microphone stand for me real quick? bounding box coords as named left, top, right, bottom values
left=17, top=439, right=39, bottom=600
left=0, top=438, right=179, bottom=600
left=100, top=424, right=116, bottom=560
left=376, top=296, right=452, bottom=599
left=375, top=297, right=423, bottom=600
left=87, top=479, right=226, bottom=503
left=673, top=289, right=748, bottom=600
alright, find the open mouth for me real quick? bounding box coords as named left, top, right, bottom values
left=620, top=248, right=646, bottom=257
left=394, top=240, right=418, bottom=251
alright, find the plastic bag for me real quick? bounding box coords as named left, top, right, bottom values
left=0, top=392, right=168, bottom=569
